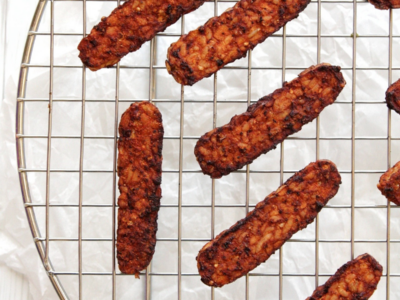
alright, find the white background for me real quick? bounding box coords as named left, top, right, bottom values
left=2, top=0, right=400, bottom=299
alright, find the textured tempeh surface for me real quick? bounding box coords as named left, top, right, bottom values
left=377, top=160, right=400, bottom=206
left=197, top=160, right=341, bottom=287
left=194, top=63, right=346, bottom=179
left=166, top=0, right=310, bottom=85
left=385, top=78, right=400, bottom=115
left=368, top=0, right=400, bottom=9
left=117, top=102, right=164, bottom=276
left=306, top=254, right=383, bottom=300
left=78, top=0, right=205, bottom=71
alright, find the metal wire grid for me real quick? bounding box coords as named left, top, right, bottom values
left=15, top=0, right=400, bottom=299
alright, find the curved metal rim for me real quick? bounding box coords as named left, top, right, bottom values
left=16, top=0, right=68, bottom=299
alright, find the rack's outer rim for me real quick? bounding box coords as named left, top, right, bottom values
left=16, top=0, right=69, bottom=299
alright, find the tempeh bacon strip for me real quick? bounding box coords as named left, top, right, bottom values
left=385, top=78, right=400, bottom=115
left=197, top=160, right=341, bottom=287
left=78, top=0, right=206, bottom=71
left=368, top=0, right=400, bottom=10
left=377, top=160, right=400, bottom=206
left=194, top=63, right=346, bottom=179
left=166, top=0, right=311, bottom=85
left=306, top=253, right=383, bottom=300
left=117, top=101, right=164, bottom=276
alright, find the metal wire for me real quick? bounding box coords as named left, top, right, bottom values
left=44, top=0, right=54, bottom=271
left=16, top=0, right=397, bottom=299
left=278, top=23, right=287, bottom=300
left=177, top=14, right=185, bottom=300
left=314, top=0, right=322, bottom=290
left=245, top=48, right=252, bottom=300
left=350, top=0, right=357, bottom=266
left=386, top=9, right=393, bottom=300
left=112, top=0, right=120, bottom=295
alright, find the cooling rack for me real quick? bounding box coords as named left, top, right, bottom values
left=16, top=0, right=400, bottom=299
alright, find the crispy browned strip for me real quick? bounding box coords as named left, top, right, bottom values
left=306, top=254, right=383, bottom=300
left=78, top=0, right=205, bottom=71
left=377, top=161, right=400, bottom=206
left=117, top=101, right=164, bottom=276
left=197, top=160, right=341, bottom=287
left=385, top=78, right=400, bottom=115
left=368, top=0, right=400, bottom=9
left=194, top=63, right=346, bottom=179
left=166, top=0, right=310, bottom=85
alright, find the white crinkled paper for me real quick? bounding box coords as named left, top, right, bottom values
left=2, top=0, right=400, bottom=299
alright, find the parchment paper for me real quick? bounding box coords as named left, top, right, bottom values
left=2, top=0, right=400, bottom=299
